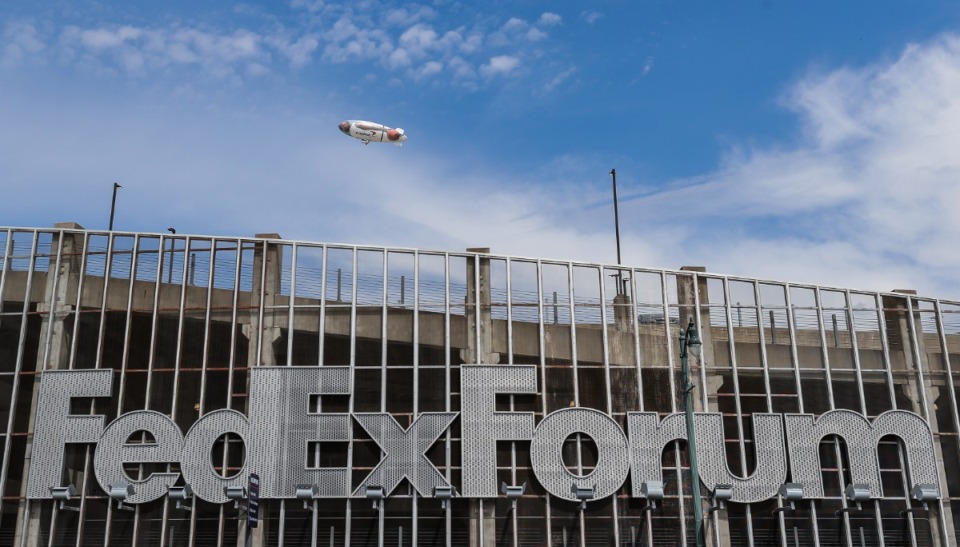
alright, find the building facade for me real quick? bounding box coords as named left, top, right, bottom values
left=1, top=224, right=959, bottom=546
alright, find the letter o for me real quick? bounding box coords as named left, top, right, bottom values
left=529, top=408, right=629, bottom=501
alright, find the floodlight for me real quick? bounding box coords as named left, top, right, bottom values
left=900, top=483, right=940, bottom=516
left=224, top=486, right=248, bottom=510
left=296, top=484, right=319, bottom=509
left=49, top=485, right=79, bottom=512
left=434, top=485, right=457, bottom=510
left=639, top=480, right=664, bottom=512
left=571, top=483, right=595, bottom=512
left=707, top=484, right=734, bottom=513
left=366, top=485, right=386, bottom=510
left=501, top=482, right=526, bottom=511
left=108, top=482, right=136, bottom=511
left=836, top=484, right=870, bottom=516
left=780, top=483, right=804, bottom=502
left=773, top=483, right=805, bottom=515
left=911, top=484, right=938, bottom=504
left=168, top=485, right=193, bottom=511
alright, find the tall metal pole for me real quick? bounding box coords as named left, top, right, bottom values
left=167, top=228, right=176, bottom=284
left=610, top=169, right=622, bottom=266
left=610, top=168, right=624, bottom=294
left=108, top=182, right=122, bottom=230
left=680, top=318, right=705, bottom=547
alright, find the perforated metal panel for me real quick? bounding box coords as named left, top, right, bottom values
left=530, top=407, right=630, bottom=501
left=460, top=365, right=537, bottom=497
left=248, top=367, right=352, bottom=498
left=784, top=409, right=940, bottom=499
left=26, top=369, right=112, bottom=499
left=180, top=409, right=250, bottom=503
left=351, top=412, right=458, bottom=497
left=626, top=412, right=687, bottom=498
left=92, top=410, right=183, bottom=503
left=696, top=413, right=787, bottom=503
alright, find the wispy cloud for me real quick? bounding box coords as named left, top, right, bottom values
left=480, top=55, right=520, bottom=78
left=1, top=21, right=45, bottom=68
left=2, top=2, right=571, bottom=90
left=624, top=34, right=960, bottom=294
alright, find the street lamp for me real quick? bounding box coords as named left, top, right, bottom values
left=679, top=317, right=705, bottom=547
left=610, top=168, right=624, bottom=294
left=166, top=228, right=176, bottom=284
left=108, top=182, right=122, bottom=231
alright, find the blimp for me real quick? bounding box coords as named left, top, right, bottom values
left=338, top=120, right=407, bottom=146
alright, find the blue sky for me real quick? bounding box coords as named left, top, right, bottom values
left=3, top=1, right=960, bottom=298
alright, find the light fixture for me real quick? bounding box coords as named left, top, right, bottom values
left=707, top=484, right=733, bottom=513
left=168, top=485, right=193, bottom=511
left=772, top=483, right=804, bottom=515
left=366, top=485, right=386, bottom=510
left=571, top=483, right=595, bottom=512
left=901, top=483, right=939, bottom=516
left=686, top=320, right=703, bottom=359
left=836, top=484, right=870, bottom=516
left=108, top=482, right=136, bottom=511
left=501, top=482, right=526, bottom=511
left=639, top=480, right=664, bottom=512
left=49, top=485, right=80, bottom=512
left=296, top=484, right=319, bottom=510
left=433, top=485, right=457, bottom=510
left=224, top=486, right=248, bottom=511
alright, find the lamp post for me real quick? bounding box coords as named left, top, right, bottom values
left=108, top=182, right=122, bottom=230
left=609, top=168, right=624, bottom=294
left=679, top=317, right=705, bottom=547
left=167, top=228, right=176, bottom=284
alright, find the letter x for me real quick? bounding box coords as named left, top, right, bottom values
left=352, top=412, right=458, bottom=498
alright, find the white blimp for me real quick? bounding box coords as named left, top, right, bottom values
left=338, top=120, right=407, bottom=146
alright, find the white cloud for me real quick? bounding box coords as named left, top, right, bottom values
left=627, top=33, right=960, bottom=295
left=398, top=23, right=438, bottom=55
left=543, top=66, right=576, bottom=92
left=1, top=21, right=46, bottom=68
left=539, top=13, right=562, bottom=27
left=581, top=11, right=603, bottom=24
left=480, top=54, right=519, bottom=77
left=642, top=56, right=654, bottom=76
left=526, top=28, right=547, bottom=42
left=502, top=18, right=527, bottom=33
left=413, top=60, right=442, bottom=79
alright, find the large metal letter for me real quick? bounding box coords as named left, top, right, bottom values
left=530, top=408, right=630, bottom=501
left=784, top=409, right=939, bottom=499
left=249, top=367, right=352, bottom=498
left=696, top=413, right=787, bottom=503
left=626, top=412, right=687, bottom=499
left=352, top=412, right=458, bottom=497
left=460, top=365, right=537, bottom=497
left=26, top=369, right=112, bottom=499
left=181, top=409, right=250, bottom=503
left=93, top=411, right=184, bottom=503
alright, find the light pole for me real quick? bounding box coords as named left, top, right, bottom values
left=108, top=182, right=122, bottom=230
left=610, top=168, right=624, bottom=294
left=679, top=317, right=705, bottom=547
left=167, top=228, right=176, bottom=284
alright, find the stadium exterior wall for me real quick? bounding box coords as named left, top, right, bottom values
left=1, top=224, right=960, bottom=546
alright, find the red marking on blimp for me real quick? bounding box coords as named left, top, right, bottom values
left=338, top=120, right=407, bottom=146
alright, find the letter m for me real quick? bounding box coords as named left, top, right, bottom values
left=784, top=409, right=939, bottom=499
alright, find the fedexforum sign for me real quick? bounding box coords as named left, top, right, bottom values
left=27, top=366, right=940, bottom=506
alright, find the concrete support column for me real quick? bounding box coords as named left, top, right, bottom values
left=462, top=248, right=499, bottom=547
left=239, top=233, right=282, bottom=547
left=14, top=223, right=86, bottom=547
left=889, top=291, right=952, bottom=545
